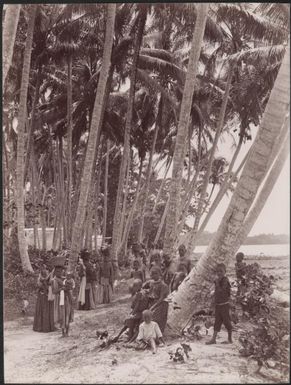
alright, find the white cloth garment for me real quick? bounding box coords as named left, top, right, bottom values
left=137, top=321, right=162, bottom=341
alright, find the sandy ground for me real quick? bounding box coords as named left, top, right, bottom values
left=4, top=255, right=290, bottom=384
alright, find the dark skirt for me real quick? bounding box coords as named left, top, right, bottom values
left=78, top=289, right=91, bottom=310
left=152, top=301, right=169, bottom=333
left=33, top=293, right=55, bottom=333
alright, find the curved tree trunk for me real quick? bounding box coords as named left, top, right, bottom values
left=15, top=5, right=37, bottom=272
left=185, top=64, right=234, bottom=257
left=164, top=3, right=209, bottom=255
left=233, top=130, right=289, bottom=251
left=69, top=4, right=116, bottom=270
left=2, top=4, right=21, bottom=88
left=167, top=43, right=290, bottom=331
left=111, top=6, right=147, bottom=269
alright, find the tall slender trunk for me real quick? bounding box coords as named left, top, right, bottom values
left=152, top=157, right=171, bottom=214
left=24, top=65, right=42, bottom=182
left=16, top=5, right=37, bottom=272
left=70, top=4, right=116, bottom=270
left=167, top=43, right=290, bottom=331
left=67, top=55, right=73, bottom=243
left=118, top=158, right=144, bottom=258
left=111, top=6, right=147, bottom=268
left=102, top=139, right=110, bottom=246
left=164, top=4, right=209, bottom=255
left=185, top=64, right=234, bottom=257
left=94, top=152, right=102, bottom=249
left=119, top=159, right=130, bottom=244
left=2, top=4, right=21, bottom=88
left=137, top=97, right=161, bottom=242
left=154, top=196, right=170, bottom=245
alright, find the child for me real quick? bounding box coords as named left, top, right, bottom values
left=130, top=259, right=145, bottom=283
left=113, top=279, right=149, bottom=343
left=177, top=244, right=191, bottom=274
left=206, top=263, right=232, bottom=345
left=52, top=266, right=74, bottom=337
left=136, top=309, right=165, bottom=354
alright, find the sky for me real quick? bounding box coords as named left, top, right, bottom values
left=188, top=129, right=290, bottom=236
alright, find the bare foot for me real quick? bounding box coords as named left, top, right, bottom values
left=221, top=340, right=232, bottom=344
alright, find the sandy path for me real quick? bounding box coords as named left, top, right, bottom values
left=4, top=303, right=274, bottom=384
left=4, top=255, right=289, bottom=384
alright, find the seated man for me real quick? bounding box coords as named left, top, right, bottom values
left=112, top=279, right=149, bottom=342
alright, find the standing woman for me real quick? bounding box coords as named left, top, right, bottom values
left=52, top=263, right=75, bottom=337
left=77, top=249, right=98, bottom=310
left=33, top=265, right=55, bottom=332
left=100, top=247, right=114, bottom=303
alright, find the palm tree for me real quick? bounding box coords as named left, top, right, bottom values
left=167, top=42, right=290, bottom=331
left=164, top=3, right=209, bottom=255
left=69, top=4, right=116, bottom=269
left=2, top=5, right=21, bottom=88
left=111, top=5, right=148, bottom=268
left=15, top=5, right=37, bottom=272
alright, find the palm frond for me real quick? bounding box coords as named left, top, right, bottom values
left=228, top=44, right=286, bottom=65
left=136, top=69, right=178, bottom=116
left=140, top=48, right=174, bottom=63
left=138, top=54, right=185, bottom=84
left=216, top=4, right=287, bottom=44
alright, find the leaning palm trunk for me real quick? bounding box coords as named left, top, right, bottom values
left=2, top=5, right=21, bottom=88
left=69, top=4, right=116, bottom=270
left=185, top=64, right=234, bottom=257
left=15, top=5, right=37, bottom=272
left=111, top=6, right=147, bottom=268
left=233, top=131, right=289, bottom=252
left=164, top=4, right=209, bottom=255
left=167, top=44, right=290, bottom=331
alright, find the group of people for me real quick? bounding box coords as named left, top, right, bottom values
left=33, top=247, right=114, bottom=337
left=33, top=239, right=246, bottom=351
left=109, top=242, right=193, bottom=353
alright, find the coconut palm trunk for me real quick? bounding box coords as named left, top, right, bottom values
left=2, top=4, right=21, bottom=88
left=15, top=5, right=37, bottom=272
left=102, top=139, right=110, bottom=246
left=67, top=55, right=73, bottom=242
left=167, top=43, right=290, bottom=331
left=164, top=3, right=209, bottom=255
left=69, top=4, right=116, bottom=269
left=111, top=6, right=147, bottom=268
left=185, top=64, right=234, bottom=257
left=137, top=97, right=161, bottom=242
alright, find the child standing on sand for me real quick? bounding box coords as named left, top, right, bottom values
left=136, top=309, right=165, bottom=354
left=206, top=263, right=232, bottom=345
